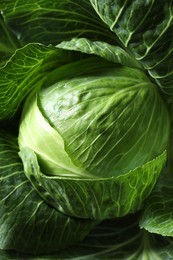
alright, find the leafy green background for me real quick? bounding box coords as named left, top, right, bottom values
left=1, top=213, right=173, bottom=259
left=1, top=0, right=173, bottom=259
left=90, top=0, right=173, bottom=94
left=0, top=13, right=21, bottom=67
left=0, top=0, right=117, bottom=45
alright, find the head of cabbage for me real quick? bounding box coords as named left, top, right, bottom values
left=18, top=56, right=169, bottom=219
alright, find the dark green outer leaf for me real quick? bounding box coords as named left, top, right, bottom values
left=0, top=0, right=116, bottom=46
left=0, top=130, right=95, bottom=255
left=90, top=0, right=173, bottom=94
left=1, top=214, right=173, bottom=259
left=0, top=43, right=73, bottom=120
left=0, top=13, right=21, bottom=67
left=140, top=172, right=173, bottom=236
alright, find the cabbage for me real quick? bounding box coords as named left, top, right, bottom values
left=18, top=57, right=169, bottom=219
left=0, top=0, right=173, bottom=258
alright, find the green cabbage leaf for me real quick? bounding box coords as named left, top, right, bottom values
left=0, top=130, right=96, bottom=255
left=90, top=0, right=173, bottom=94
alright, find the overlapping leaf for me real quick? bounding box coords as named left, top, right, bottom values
left=0, top=130, right=95, bottom=254
left=1, top=214, right=173, bottom=259
left=90, top=0, right=173, bottom=94
left=0, top=43, right=73, bottom=120
left=57, top=37, right=142, bottom=68
left=140, top=169, right=173, bottom=236
left=0, top=13, right=21, bottom=67
left=0, top=0, right=116, bottom=45
left=140, top=103, right=173, bottom=236
left=19, top=147, right=166, bottom=220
